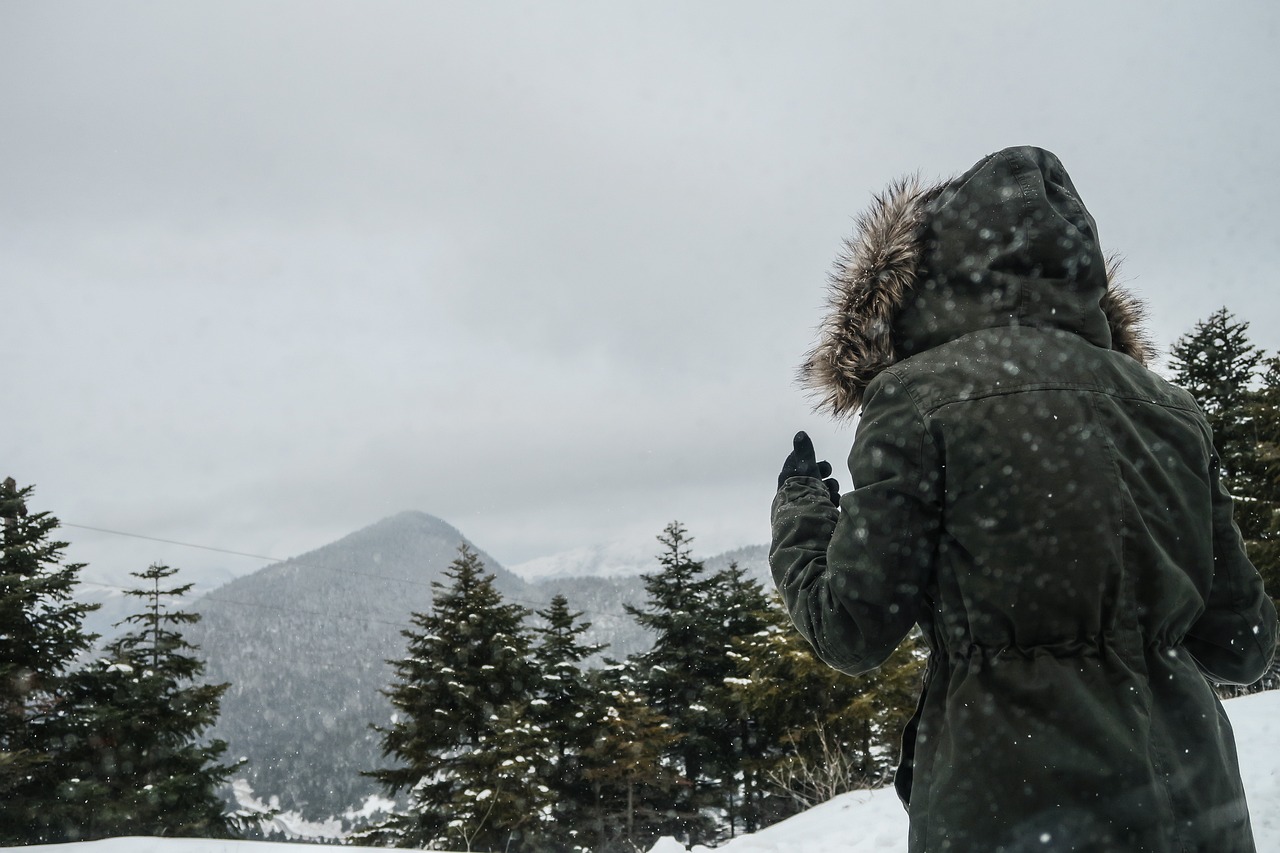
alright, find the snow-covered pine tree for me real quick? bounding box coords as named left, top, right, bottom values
left=530, top=594, right=605, bottom=851
left=446, top=701, right=556, bottom=853
left=43, top=562, right=241, bottom=841
left=727, top=594, right=924, bottom=816
left=623, top=522, right=720, bottom=844
left=581, top=662, right=682, bottom=853
left=699, top=561, right=773, bottom=837
left=363, top=544, right=537, bottom=849
left=0, top=479, right=99, bottom=844
left=1170, top=310, right=1279, bottom=694
left=1169, top=308, right=1263, bottom=488
left=1241, top=356, right=1280, bottom=690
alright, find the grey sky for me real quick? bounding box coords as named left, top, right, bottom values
left=5, top=2, right=1279, bottom=589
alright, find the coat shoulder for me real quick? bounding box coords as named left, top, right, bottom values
left=882, top=328, right=1197, bottom=419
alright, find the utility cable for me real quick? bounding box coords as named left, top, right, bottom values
left=64, top=521, right=645, bottom=620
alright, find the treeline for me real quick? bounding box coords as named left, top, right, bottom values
left=356, top=523, right=923, bottom=852
left=0, top=479, right=254, bottom=844
left=1169, top=309, right=1280, bottom=692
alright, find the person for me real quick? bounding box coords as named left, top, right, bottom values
left=770, top=146, right=1277, bottom=853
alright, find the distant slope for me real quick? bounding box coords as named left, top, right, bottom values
left=511, top=538, right=662, bottom=581
left=184, top=513, right=768, bottom=822
left=705, top=543, right=769, bottom=585
left=525, top=543, right=770, bottom=663
left=529, top=573, right=652, bottom=662
left=512, top=540, right=770, bottom=586
left=187, top=511, right=524, bottom=818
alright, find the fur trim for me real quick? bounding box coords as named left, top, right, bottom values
left=1101, top=254, right=1155, bottom=368
left=800, top=180, right=1153, bottom=419
left=799, top=175, right=941, bottom=419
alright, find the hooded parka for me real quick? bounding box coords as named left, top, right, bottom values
left=770, top=147, right=1278, bottom=853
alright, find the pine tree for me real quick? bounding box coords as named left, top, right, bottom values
left=446, top=702, right=556, bottom=853
left=623, top=522, right=721, bottom=844
left=727, top=595, right=924, bottom=815
left=364, top=544, right=537, bottom=849
left=1168, top=308, right=1263, bottom=487
left=1241, top=356, right=1280, bottom=690
left=0, top=479, right=98, bottom=844
left=699, top=561, right=773, bottom=837
left=1169, top=311, right=1279, bottom=693
left=529, top=594, right=606, bottom=851
left=581, top=663, right=683, bottom=853
left=41, top=562, right=240, bottom=841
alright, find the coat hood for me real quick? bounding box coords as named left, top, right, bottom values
left=801, top=146, right=1153, bottom=418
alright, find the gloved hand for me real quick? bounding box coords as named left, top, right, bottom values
left=777, top=431, right=840, bottom=505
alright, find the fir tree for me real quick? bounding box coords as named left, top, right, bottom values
left=1169, top=308, right=1263, bottom=487
left=1241, top=356, right=1280, bottom=690
left=727, top=595, right=924, bottom=814
left=446, top=702, right=556, bottom=853
left=622, top=527, right=777, bottom=845
left=581, top=663, right=683, bottom=853
left=623, top=522, right=721, bottom=844
left=1169, top=311, right=1279, bottom=693
left=0, top=479, right=98, bottom=844
left=699, top=561, right=773, bottom=837
left=530, top=594, right=606, bottom=850
left=42, top=563, right=240, bottom=841
left=364, top=544, right=537, bottom=849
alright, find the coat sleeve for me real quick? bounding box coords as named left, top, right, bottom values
left=770, top=371, right=942, bottom=676
left=1184, top=450, right=1278, bottom=685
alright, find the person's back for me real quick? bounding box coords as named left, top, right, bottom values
left=770, top=146, right=1277, bottom=852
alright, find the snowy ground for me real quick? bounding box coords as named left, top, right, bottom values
left=10, top=690, right=1279, bottom=853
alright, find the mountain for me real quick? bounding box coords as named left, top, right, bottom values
left=704, top=543, right=770, bottom=585
left=512, top=540, right=770, bottom=586
left=528, top=573, right=652, bottom=661
left=182, top=512, right=769, bottom=822
left=186, top=511, right=522, bottom=818
left=522, top=543, right=770, bottom=663
left=511, top=538, right=672, bottom=581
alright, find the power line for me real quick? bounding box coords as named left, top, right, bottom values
left=76, top=578, right=409, bottom=630
left=64, top=523, right=285, bottom=563
left=65, top=521, right=643, bottom=621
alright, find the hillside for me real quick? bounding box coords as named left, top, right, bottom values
left=179, top=513, right=766, bottom=821
left=186, top=511, right=523, bottom=817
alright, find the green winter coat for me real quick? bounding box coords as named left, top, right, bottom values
left=771, top=147, right=1278, bottom=853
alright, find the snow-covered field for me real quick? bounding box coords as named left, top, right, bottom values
left=10, top=690, right=1279, bottom=853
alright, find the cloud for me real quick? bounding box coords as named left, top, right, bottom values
left=4, top=1, right=1279, bottom=587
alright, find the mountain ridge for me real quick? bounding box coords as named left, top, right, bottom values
left=180, top=511, right=767, bottom=821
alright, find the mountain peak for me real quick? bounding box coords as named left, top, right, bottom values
left=364, top=510, right=462, bottom=537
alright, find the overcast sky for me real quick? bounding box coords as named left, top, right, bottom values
left=5, top=2, right=1279, bottom=589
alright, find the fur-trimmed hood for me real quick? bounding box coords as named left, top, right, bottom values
left=801, top=147, right=1153, bottom=418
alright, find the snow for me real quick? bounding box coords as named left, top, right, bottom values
left=683, top=787, right=908, bottom=853
left=509, top=537, right=663, bottom=581
left=12, top=843, right=354, bottom=853
left=671, top=689, right=1280, bottom=853
left=7, top=691, right=1280, bottom=853
left=1227, top=690, right=1280, bottom=846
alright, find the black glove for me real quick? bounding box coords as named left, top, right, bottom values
left=777, top=431, right=840, bottom=505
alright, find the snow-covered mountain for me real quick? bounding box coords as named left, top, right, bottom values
left=184, top=511, right=522, bottom=821
left=511, top=537, right=672, bottom=581
left=12, top=690, right=1280, bottom=853
left=165, top=512, right=765, bottom=823
left=514, top=538, right=770, bottom=585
